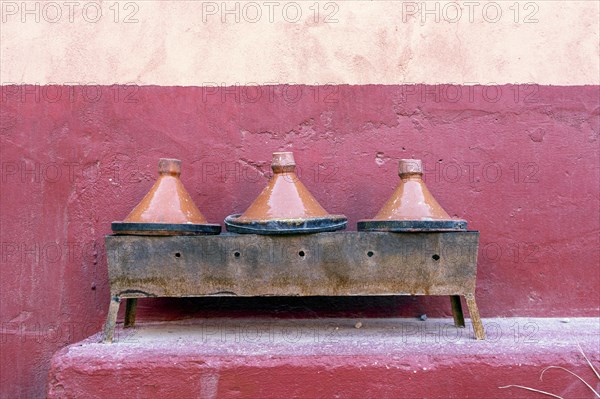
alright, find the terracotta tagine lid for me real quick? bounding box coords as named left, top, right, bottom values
left=112, top=158, right=221, bottom=235
left=357, top=159, right=467, bottom=231
left=225, top=152, right=347, bottom=234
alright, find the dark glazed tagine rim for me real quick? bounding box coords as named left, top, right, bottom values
left=224, top=214, right=348, bottom=235
left=357, top=219, right=467, bottom=232
left=111, top=222, right=221, bottom=236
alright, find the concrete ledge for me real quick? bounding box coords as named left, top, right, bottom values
left=48, top=318, right=599, bottom=399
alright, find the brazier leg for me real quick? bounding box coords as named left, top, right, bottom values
left=102, top=296, right=121, bottom=343
left=124, top=298, right=138, bottom=328
left=464, top=293, right=485, bottom=340
left=450, top=295, right=465, bottom=328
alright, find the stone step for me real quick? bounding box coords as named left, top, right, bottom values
left=48, top=317, right=600, bottom=398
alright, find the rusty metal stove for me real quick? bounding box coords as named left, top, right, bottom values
left=102, top=231, right=485, bottom=342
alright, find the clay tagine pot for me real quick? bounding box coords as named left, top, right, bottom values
left=112, top=158, right=221, bottom=235
left=357, top=159, right=467, bottom=231
left=225, top=152, right=347, bottom=234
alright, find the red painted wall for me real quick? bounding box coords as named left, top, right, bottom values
left=1, top=84, right=599, bottom=398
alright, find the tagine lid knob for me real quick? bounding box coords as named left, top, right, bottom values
left=158, top=158, right=182, bottom=175
left=398, top=159, right=423, bottom=176
left=271, top=152, right=296, bottom=173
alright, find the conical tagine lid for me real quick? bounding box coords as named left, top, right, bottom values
left=357, top=159, right=467, bottom=231
left=112, top=158, right=221, bottom=235
left=225, top=152, right=347, bottom=234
